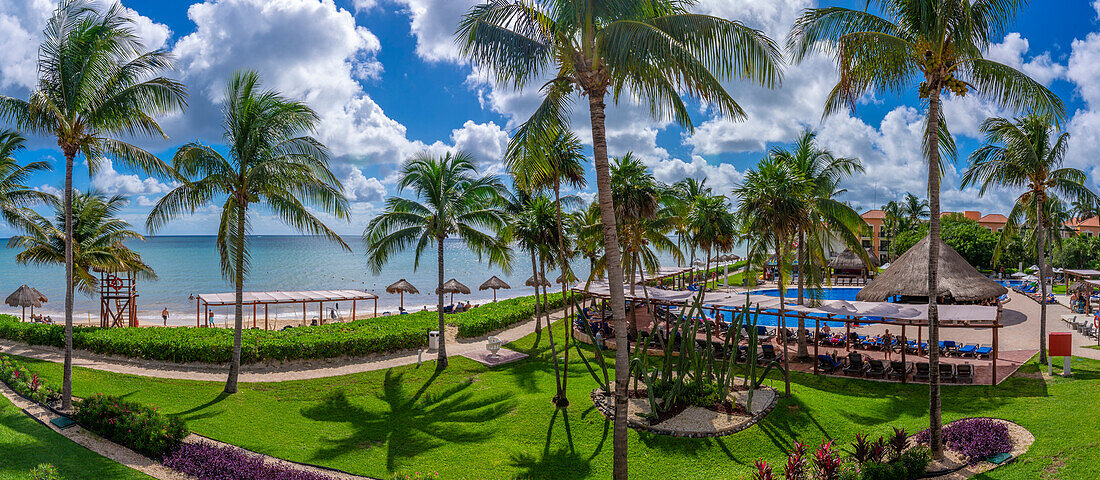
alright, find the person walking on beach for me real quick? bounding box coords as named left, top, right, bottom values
left=162, top=307, right=170, bottom=326
left=882, top=329, right=894, bottom=360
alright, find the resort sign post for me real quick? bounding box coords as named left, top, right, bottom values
left=1048, top=332, right=1072, bottom=377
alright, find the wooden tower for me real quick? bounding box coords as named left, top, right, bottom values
left=99, top=269, right=138, bottom=328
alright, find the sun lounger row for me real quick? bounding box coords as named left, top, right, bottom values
left=818, top=353, right=974, bottom=383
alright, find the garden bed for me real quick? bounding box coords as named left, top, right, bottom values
left=916, top=418, right=1034, bottom=479
left=590, top=382, right=777, bottom=438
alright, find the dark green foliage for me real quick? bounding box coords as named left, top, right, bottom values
left=0, top=355, right=60, bottom=405
left=73, top=395, right=188, bottom=459
left=859, top=446, right=930, bottom=480
left=651, top=379, right=720, bottom=408
left=893, top=214, right=1007, bottom=269
left=28, top=464, right=62, bottom=480
left=0, top=294, right=559, bottom=364
left=1054, top=235, right=1100, bottom=270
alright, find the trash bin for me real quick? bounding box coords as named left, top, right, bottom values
left=428, top=330, right=440, bottom=350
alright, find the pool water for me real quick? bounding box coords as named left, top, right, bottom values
left=702, top=287, right=867, bottom=328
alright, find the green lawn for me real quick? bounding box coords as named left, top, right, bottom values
left=6, top=325, right=1100, bottom=480
left=0, top=392, right=151, bottom=480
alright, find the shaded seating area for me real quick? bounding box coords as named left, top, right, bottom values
left=196, top=290, right=378, bottom=329
left=828, top=248, right=879, bottom=286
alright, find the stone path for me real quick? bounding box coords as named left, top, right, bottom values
left=0, top=308, right=569, bottom=382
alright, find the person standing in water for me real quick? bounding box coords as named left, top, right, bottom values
left=162, top=307, right=170, bottom=326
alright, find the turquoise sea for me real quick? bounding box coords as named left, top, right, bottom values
left=0, top=236, right=701, bottom=324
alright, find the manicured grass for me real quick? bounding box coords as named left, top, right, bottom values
left=0, top=393, right=151, bottom=480
left=7, top=326, right=1100, bottom=480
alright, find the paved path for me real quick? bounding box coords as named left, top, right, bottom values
left=0, top=308, right=570, bottom=383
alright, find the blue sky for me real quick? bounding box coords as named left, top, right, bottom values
left=1, top=0, right=1099, bottom=236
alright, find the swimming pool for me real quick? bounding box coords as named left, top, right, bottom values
left=701, top=287, right=868, bottom=328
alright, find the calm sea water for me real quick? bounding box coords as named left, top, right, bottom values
left=1, top=236, right=696, bottom=324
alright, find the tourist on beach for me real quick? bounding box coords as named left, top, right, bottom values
left=882, top=329, right=893, bottom=360
left=207, top=310, right=215, bottom=327
left=162, top=307, right=170, bottom=326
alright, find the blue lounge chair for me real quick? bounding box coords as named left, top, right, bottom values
left=957, top=344, right=977, bottom=357
left=817, top=354, right=843, bottom=373
left=975, top=345, right=993, bottom=358
left=940, top=340, right=958, bottom=356
left=443, top=305, right=454, bottom=314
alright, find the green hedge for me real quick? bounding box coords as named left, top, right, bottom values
left=0, top=354, right=61, bottom=405
left=0, top=292, right=569, bottom=364
left=74, top=394, right=188, bottom=459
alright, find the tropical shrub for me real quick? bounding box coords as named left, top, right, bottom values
left=0, top=294, right=559, bottom=364
left=73, top=395, right=188, bottom=459
left=164, top=441, right=336, bottom=480
left=0, top=355, right=61, bottom=405
left=28, top=464, right=61, bottom=480
left=914, top=418, right=1013, bottom=464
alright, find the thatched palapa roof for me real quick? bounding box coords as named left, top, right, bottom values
left=386, top=279, right=419, bottom=294
left=479, top=276, right=511, bottom=291
left=856, top=236, right=1007, bottom=302
left=436, top=279, right=470, bottom=294
left=5, top=285, right=47, bottom=308
left=829, top=248, right=877, bottom=271
left=525, top=274, right=550, bottom=287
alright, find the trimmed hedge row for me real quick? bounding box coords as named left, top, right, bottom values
left=0, top=292, right=569, bottom=364
left=74, top=394, right=188, bottom=459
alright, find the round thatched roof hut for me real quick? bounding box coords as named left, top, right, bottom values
left=857, top=236, right=1007, bottom=302
left=829, top=248, right=873, bottom=271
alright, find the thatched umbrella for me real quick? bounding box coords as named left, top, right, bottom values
left=555, top=270, right=577, bottom=285
left=5, top=285, right=47, bottom=321
left=479, top=276, right=511, bottom=302
left=437, top=278, right=471, bottom=305
left=1068, top=281, right=1092, bottom=292
left=386, top=279, right=419, bottom=310
left=526, top=274, right=551, bottom=288
left=857, top=235, right=1008, bottom=302
left=829, top=248, right=868, bottom=271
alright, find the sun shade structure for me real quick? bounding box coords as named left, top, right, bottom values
left=195, top=289, right=378, bottom=329
left=525, top=274, right=550, bottom=287
left=386, top=279, right=419, bottom=309
left=829, top=248, right=879, bottom=285
left=5, top=285, right=47, bottom=321
left=437, top=278, right=471, bottom=306
left=479, top=276, right=511, bottom=302
left=555, top=271, right=577, bottom=285
left=857, top=235, right=1007, bottom=302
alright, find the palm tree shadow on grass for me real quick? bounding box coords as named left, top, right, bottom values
left=509, top=408, right=595, bottom=480
left=300, top=369, right=517, bottom=472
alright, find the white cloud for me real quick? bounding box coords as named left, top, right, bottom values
left=651, top=155, right=745, bottom=194
left=985, top=32, right=1066, bottom=86
left=334, top=163, right=387, bottom=202
left=693, top=0, right=812, bottom=41
left=447, top=120, right=509, bottom=168
left=34, top=183, right=62, bottom=197
left=89, top=158, right=176, bottom=196
left=392, top=0, right=478, bottom=63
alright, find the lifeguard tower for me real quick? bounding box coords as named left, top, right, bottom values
left=98, top=268, right=138, bottom=328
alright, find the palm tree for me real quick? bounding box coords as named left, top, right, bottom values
left=507, top=126, right=586, bottom=406
left=9, top=191, right=155, bottom=294
left=734, top=156, right=811, bottom=397
left=790, top=0, right=1064, bottom=457
left=962, top=114, right=1098, bottom=364
left=0, top=0, right=187, bottom=410
left=669, top=178, right=712, bottom=267
left=570, top=202, right=605, bottom=280
left=882, top=200, right=905, bottom=259
left=0, top=130, right=51, bottom=225
left=458, top=4, right=782, bottom=471
left=686, top=193, right=736, bottom=285
left=771, top=130, right=867, bottom=358
left=147, top=71, right=347, bottom=393
left=902, top=193, right=931, bottom=223
left=364, top=151, right=511, bottom=370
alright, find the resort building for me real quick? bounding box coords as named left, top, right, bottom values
left=1065, top=216, right=1100, bottom=237
left=860, top=209, right=889, bottom=260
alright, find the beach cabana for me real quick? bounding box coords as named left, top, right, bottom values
left=479, top=276, right=510, bottom=302
left=5, top=285, right=47, bottom=321
left=386, top=279, right=419, bottom=309
left=857, top=236, right=1007, bottom=303
left=829, top=248, right=879, bottom=285
left=526, top=274, right=550, bottom=288
left=196, top=289, right=378, bottom=329
left=437, top=279, right=471, bottom=306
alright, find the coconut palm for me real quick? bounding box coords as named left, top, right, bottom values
left=147, top=71, right=347, bottom=393
left=0, top=130, right=51, bottom=225
left=0, top=0, right=187, bottom=409
left=902, top=193, right=931, bottom=223
left=668, top=178, right=713, bottom=267
left=962, top=114, right=1098, bottom=364
left=507, top=126, right=587, bottom=406
left=790, top=0, right=1064, bottom=456
left=686, top=192, right=736, bottom=285
left=459, top=4, right=781, bottom=471
left=734, top=156, right=810, bottom=397
left=570, top=202, right=605, bottom=280
left=770, top=130, right=867, bottom=358
left=9, top=191, right=155, bottom=294
left=364, top=151, right=510, bottom=370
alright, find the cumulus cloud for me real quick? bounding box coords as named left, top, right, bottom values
left=89, top=158, right=176, bottom=196
left=334, top=163, right=387, bottom=203
left=392, top=0, right=478, bottom=63
left=447, top=120, right=509, bottom=168
left=985, top=32, right=1066, bottom=86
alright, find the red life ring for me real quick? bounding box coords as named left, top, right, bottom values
left=108, top=278, right=120, bottom=288
left=1094, top=314, right=1099, bottom=330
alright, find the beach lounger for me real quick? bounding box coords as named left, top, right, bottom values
left=957, top=344, right=977, bottom=357
left=975, top=345, right=993, bottom=359
left=866, top=359, right=891, bottom=379
left=817, top=354, right=843, bottom=374
left=939, top=340, right=958, bottom=356
left=843, top=352, right=868, bottom=377
left=939, top=363, right=957, bottom=383
left=956, top=364, right=974, bottom=384
left=759, top=344, right=780, bottom=364
left=887, top=361, right=913, bottom=381
left=914, top=362, right=931, bottom=382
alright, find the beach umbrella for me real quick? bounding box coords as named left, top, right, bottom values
left=526, top=274, right=551, bottom=287
left=437, top=279, right=471, bottom=305
left=479, top=276, right=511, bottom=302
left=555, top=270, right=577, bottom=285
left=385, top=279, right=419, bottom=309
left=1010, top=271, right=1026, bottom=278
left=5, top=285, right=47, bottom=321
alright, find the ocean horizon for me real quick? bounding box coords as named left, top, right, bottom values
left=0, top=235, right=712, bottom=326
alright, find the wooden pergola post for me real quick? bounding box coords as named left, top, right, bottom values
left=814, top=317, right=820, bottom=376
left=351, top=300, right=356, bottom=322
left=845, top=321, right=851, bottom=352
left=900, top=324, right=907, bottom=384
left=318, top=302, right=323, bottom=325
left=264, top=305, right=269, bottom=331
left=374, top=298, right=377, bottom=318
left=302, top=302, right=306, bottom=326
left=195, top=298, right=200, bottom=328
left=993, top=303, right=1002, bottom=385
left=252, top=303, right=257, bottom=329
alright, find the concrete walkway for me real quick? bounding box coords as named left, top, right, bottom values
left=0, top=308, right=570, bottom=383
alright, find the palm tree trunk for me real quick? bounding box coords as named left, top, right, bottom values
left=554, top=182, right=571, bottom=406
left=628, top=227, right=640, bottom=339
left=925, top=88, right=944, bottom=458
left=540, top=254, right=566, bottom=406
left=225, top=199, right=246, bottom=394
left=1037, top=198, right=1048, bottom=364
left=777, top=238, right=791, bottom=397
left=61, top=151, right=74, bottom=411
left=531, top=250, right=542, bottom=334
left=587, top=90, right=629, bottom=480
left=796, top=228, right=808, bottom=358
left=437, top=237, right=448, bottom=369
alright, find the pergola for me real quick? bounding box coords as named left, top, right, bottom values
left=1064, top=269, right=1100, bottom=290
left=195, top=290, right=378, bottom=329
left=571, top=281, right=1005, bottom=385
